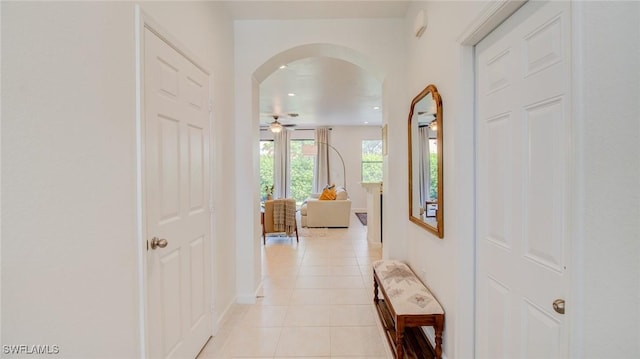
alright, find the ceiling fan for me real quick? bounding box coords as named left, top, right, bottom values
left=261, top=114, right=298, bottom=133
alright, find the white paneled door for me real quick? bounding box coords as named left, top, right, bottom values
left=476, top=1, right=571, bottom=358
left=144, top=27, right=212, bottom=359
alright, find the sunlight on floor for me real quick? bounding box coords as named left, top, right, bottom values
left=197, top=213, right=391, bottom=358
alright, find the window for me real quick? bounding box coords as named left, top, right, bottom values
left=290, top=139, right=315, bottom=204
left=362, top=140, right=383, bottom=182
left=429, top=139, right=438, bottom=199
left=259, top=140, right=274, bottom=201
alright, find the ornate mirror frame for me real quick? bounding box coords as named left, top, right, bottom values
left=408, top=84, right=444, bottom=238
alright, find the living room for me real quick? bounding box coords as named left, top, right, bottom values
left=260, top=126, right=383, bottom=214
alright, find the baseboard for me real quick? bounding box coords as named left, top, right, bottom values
left=237, top=281, right=263, bottom=304
left=214, top=296, right=237, bottom=335
left=352, top=207, right=366, bottom=213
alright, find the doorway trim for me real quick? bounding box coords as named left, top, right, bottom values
left=135, top=6, right=215, bottom=357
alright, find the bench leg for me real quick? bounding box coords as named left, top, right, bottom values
left=396, top=319, right=405, bottom=359
left=373, top=276, right=379, bottom=303
left=434, top=316, right=444, bottom=359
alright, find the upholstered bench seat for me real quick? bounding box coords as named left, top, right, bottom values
left=372, top=260, right=444, bottom=316
left=372, top=259, right=445, bottom=359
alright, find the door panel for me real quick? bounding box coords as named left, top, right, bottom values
left=145, top=27, right=212, bottom=359
left=476, top=1, right=571, bottom=358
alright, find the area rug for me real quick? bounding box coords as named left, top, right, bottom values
left=355, top=212, right=367, bottom=226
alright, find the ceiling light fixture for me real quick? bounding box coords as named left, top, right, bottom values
left=279, top=65, right=287, bottom=69
left=373, top=106, right=380, bottom=110
left=269, top=116, right=283, bottom=133
left=288, top=93, right=296, bottom=97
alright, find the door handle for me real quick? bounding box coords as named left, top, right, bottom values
left=150, top=237, right=168, bottom=250
left=553, top=299, right=565, bottom=314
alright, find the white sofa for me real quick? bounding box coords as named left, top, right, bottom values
left=300, top=189, right=352, bottom=228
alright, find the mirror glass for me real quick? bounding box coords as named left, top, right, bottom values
left=408, top=84, right=443, bottom=238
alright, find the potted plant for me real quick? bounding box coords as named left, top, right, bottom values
left=265, top=185, right=274, bottom=200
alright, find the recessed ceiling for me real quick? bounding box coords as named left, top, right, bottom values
left=259, top=57, right=382, bottom=127
left=230, top=0, right=409, bottom=129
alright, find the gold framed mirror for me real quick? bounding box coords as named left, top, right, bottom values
left=408, top=84, right=443, bottom=238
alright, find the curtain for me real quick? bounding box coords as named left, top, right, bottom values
left=274, top=129, right=291, bottom=198
left=313, top=127, right=330, bottom=192
left=418, top=126, right=431, bottom=208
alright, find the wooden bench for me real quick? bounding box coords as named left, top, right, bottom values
left=373, top=260, right=445, bottom=359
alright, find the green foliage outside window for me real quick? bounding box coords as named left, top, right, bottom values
left=430, top=152, right=438, bottom=199
left=259, top=141, right=274, bottom=201
left=259, top=139, right=315, bottom=205
left=362, top=140, right=383, bottom=182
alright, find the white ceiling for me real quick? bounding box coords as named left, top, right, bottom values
left=226, top=0, right=410, bottom=128
left=259, top=56, right=383, bottom=128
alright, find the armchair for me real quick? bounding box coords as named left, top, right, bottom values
left=262, top=198, right=299, bottom=244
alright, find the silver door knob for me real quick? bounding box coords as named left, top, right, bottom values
left=150, top=237, right=168, bottom=250
left=553, top=299, right=565, bottom=314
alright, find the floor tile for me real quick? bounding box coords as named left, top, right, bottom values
left=284, top=305, right=332, bottom=326
left=262, top=275, right=298, bottom=289
left=239, top=305, right=288, bottom=327
left=330, top=326, right=388, bottom=357
left=329, top=257, right=360, bottom=266
left=329, top=288, right=372, bottom=305
left=289, top=288, right=332, bottom=305
left=199, top=214, right=388, bottom=358
left=298, top=265, right=331, bottom=276
left=330, top=265, right=362, bottom=276
left=219, top=327, right=281, bottom=357
left=256, top=288, right=293, bottom=306
left=330, top=304, right=377, bottom=326
left=275, top=327, right=331, bottom=357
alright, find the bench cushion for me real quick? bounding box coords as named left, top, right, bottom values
left=373, top=259, right=444, bottom=316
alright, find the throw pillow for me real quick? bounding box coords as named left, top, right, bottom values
left=319, top=187, right=337, bottom=200
left=335, top=187, right=348, bottom=200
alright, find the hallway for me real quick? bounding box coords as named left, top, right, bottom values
left=197, top=214, right=390, bottom=358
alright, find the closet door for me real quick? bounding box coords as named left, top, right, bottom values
left=144, top=27, right=212, bottom=359
left=475, top=1, right=571, bottom=357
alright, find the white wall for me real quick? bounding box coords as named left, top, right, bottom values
left=234, top=18, right=405, bottom=300
left=573, top=2, right=640, bottom=357
left=1, top=2, right=236, bottom=357
left=331, top=126, right=382, bottom=210
left=398, top=2, right=487, bottom=357
left=399, top=1, right=640, bottom=358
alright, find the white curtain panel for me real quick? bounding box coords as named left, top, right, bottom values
left=274, top=129, right=291, bottom=198
left=418, top=126, right=431, bottom=206
left=313, top=127, right=330, bottom=192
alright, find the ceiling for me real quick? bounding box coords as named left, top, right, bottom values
left=226, top=1, right=410, bottom=20
left=259, top=56, right=383, bottom=128
left=225, top=1, right=410, bottom=129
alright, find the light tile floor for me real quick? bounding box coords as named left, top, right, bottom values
left=197, top=213, right=392, bottom=359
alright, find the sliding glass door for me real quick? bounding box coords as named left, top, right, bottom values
left=259, top=140, right=274, bottom=201
left=260, top=138, right=315, bottom=205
